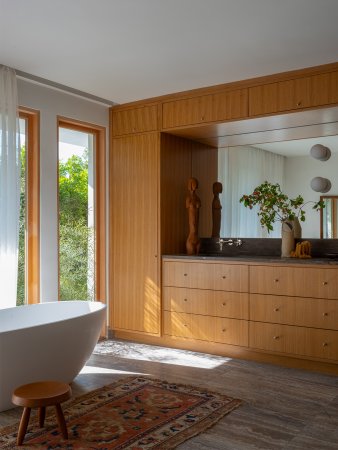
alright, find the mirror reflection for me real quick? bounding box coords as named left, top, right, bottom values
left=207, top=134, right=338, bottom=239
left=321, top=196, right=338, bottom=238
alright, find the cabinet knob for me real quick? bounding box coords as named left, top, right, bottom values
left=183, top=324, right=188, bottom=327
left=222, top=275, right=227, bottom=279
left=322, top=342, right=328, bottom=347
left=273, top=336, right=280, bottom=340
left=222, top=328, right=226, bottom=332
left=154, top=255, right=158, bottom=258
left=222, top=302, right=226, bottom=306
left=297, top=101, right=302, bottom=106
left=274, top=307, right=280, bottom=312
left=184, top=273, right=188, bottom=277
left=274, top=278, right=279, bottom=283
left=322, top=312, right=328, bottom=316
left=201, top=116, right=205, bottom=121
left=322, top=281, right=328, bottom=286
left=184, top=298, right=188, bottom=302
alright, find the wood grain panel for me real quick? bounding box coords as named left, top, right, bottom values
left=213, top=89, right=248, bottom=120
left=250, top=293, right=338, bottom=330
left=250, top=265, right=338, bottom=299
left=278, top=77, right=312, bottom=111
left=191, top=142, right=217, bottom=238
left=163, top=286, right=249, bottom=319
left=160, top=134, right=192, bottom=255
left=163, top=261, right=248, bottom=292
left=250, top=322, right=338, bottom=361
left=249, top=83, right=278, bottom=116
left=162, top=95, right=214, bottom=129
left=164, top=311, right=248, bottom=346
left=112, top=104, right=158, bottom=136
left=111, top=133, right=160, bottom=334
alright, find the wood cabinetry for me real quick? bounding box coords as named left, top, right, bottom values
left=112, top=104, right=158, bottom=136
left=110, top=133, right=160, bottom=334
left=249, top=264, right=338, bottom=363
left=162, top=88, right=248, bottom=129
left=161, top=258, right=338, bottom=370
left=249, top=70, right=338, bottom=117
left=163, top=260, right=249, bottom=347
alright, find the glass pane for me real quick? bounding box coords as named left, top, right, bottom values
left=17, top=118, right=26, bottom=306
left=58, top=128, right=95, bottom=301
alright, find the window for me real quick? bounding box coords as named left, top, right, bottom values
left=18, top=108, right=40, bottom=305
left=57, top=118, right=106, bottom=303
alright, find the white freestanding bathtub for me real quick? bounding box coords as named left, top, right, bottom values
left=0, top=301, right=106, bottom=411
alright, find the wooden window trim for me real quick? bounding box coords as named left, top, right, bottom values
left=57, top=117, right=106, bottom=306
left=19, top=107, right=40, bottom=304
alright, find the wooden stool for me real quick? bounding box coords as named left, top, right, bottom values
left=12, top=380, right=72, bottom=446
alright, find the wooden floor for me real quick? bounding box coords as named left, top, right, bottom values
left=1, top=339, right=338, bottom=449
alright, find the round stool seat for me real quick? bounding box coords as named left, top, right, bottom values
left=12, top=381, right=71, bottom=408
left=12, top=380, right=72, bottom=446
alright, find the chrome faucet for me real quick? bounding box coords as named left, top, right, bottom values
left=218, top=238, right=243, bottom=251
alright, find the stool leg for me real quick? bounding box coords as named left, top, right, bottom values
left=17, top=407, right=31, bottom=446
left=39, top=406, right=46, bottom=427
left=55, top=404, right=68, bottom=439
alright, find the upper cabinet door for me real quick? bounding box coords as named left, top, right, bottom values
left=162, top=88, right=248, bottom=129
left=112, top=104, right=158, bottom=136
left=249, top=71, right=338, bottom=117
left=162, top=94, right=214, bottom=129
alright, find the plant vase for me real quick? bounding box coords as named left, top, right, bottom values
left=281, top=221, right=295, bottom=257
left=292, top=217, right=302, bottom=239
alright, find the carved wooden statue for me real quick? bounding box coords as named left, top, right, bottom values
left=211, top=181, right=222, bottom=238
left=186, top=177, right=201, bottom=255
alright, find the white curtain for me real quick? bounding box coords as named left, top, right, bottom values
left=219, top=146, right=285, bottom=238
left=0, top=65, right=21, bottom=308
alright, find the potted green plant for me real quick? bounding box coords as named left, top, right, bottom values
left=239, top=181, right=324, bottom=256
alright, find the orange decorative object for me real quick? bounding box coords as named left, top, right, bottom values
left=290, top=241, right=312, bottom=258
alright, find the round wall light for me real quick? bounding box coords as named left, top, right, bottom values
left=310, top=144, right=331, bottom=161
left=310, top=177, right=332, bottom=193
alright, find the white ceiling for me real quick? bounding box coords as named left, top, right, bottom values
left=1, top=0, right=338, bottom=104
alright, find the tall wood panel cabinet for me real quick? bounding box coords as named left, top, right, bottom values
left=110, top=132, right=160, bottom=334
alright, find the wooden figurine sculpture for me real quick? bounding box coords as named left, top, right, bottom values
left=212, top=181, right=222, bottom=238
left=186, top=177, right=201, bottom=255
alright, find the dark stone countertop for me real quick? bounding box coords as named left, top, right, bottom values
left=162, top=254, right=338, bottom=265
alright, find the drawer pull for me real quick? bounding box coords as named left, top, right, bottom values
left=274, top=307, right=280, bottom=312
left=222, top=302, right=226, bottom=306
left=274, top=279, right=279, bottom=283
left=297, top=101, right=302, bottom=106
left=184, top=273, right=188, bottom=277
left=322, top=281, right=328, bottom=286
left=183, top=324, right=188, bottom=327
left=183, top=298, right=188, bottom=302
left=222, top=328, right=226, bottom=332
left=222, top=275, right=227, bottom=279
left=273, top=336, right=280, bottom=340
left=322, top=312, right=328, bottom=316
left=322, top=342, right=328, bottom=347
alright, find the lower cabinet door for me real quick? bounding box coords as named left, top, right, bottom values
left=249, top=322, right=338, bottom=361
left=163, top=311, right=248, bottom=346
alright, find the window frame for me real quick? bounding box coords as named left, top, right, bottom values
left=57, top=116, right=106, bottom=305
left=19, top=107, right=40, bottom=304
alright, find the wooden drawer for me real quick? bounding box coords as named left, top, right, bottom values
left=250, top=322, right=338, bottom=361
left=164, top=311, right=248, bottom=346
left=250, top=294, right=338, bottom=330
left=250, top=265, right=338, bottom=299
left=112, top=104, right=158, bottom=136
left=163, top=286, right=249, bottom=319
left=163, top=261, right=248, bottom=292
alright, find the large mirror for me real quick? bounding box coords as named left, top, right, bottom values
left=216, top=134, right=338, bottom=239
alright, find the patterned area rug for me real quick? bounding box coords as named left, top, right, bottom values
left=0, top=376, right=241, bottom=449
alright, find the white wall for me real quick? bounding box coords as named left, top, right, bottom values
left=18, top=79, right=109, bottom=302
left=284, top=153, right=337, bottom=238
